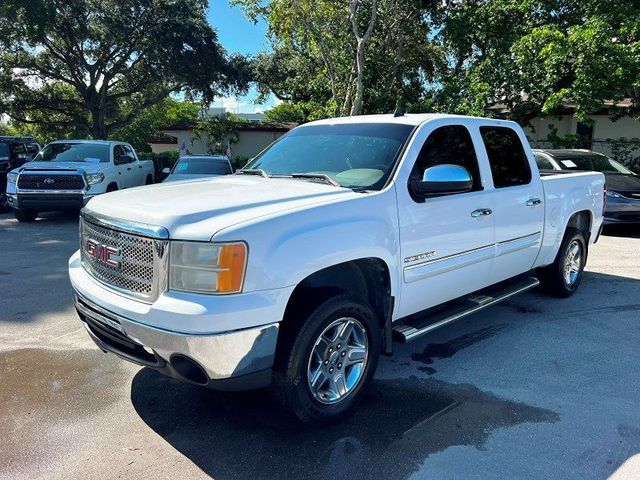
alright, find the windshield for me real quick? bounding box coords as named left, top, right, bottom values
left=173, top=157, right=231, bottom=175
left=244, top=123, right=414, bottom=189
left=555, top=154, right=634, bottom=174
left=34, top=143, right=110, bottom=163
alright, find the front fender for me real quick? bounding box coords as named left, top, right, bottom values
left=214, top=188, right=401, bottom=299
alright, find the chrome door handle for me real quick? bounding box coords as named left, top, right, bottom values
left=526, top=198, right=542, bottom=206
left=471, top=208, right=492, bottom=218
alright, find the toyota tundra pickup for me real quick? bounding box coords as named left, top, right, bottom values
left=6, top=139, right=154, bottom=222
left=68, top=114, right=605, bottom=423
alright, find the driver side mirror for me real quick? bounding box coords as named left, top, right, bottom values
left=162, top=167, right=171, bottom=174
left=411, top=164, right=473, bottom=199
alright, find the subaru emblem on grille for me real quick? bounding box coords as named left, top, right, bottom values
left=44, top=177, right=54, bottom=184
left=85, top=239, right=122, bottom=269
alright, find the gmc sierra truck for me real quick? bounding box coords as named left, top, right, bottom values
left=6, top=139, right=154, bottom=222
left=68, top=114, right=605, bottom=423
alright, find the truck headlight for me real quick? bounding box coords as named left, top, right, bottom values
left=7, top=172, right=18, bottom=184
left=606, top=190, right=622, bottom=198
left=86, top=172, right=105, bottom=185
left=169, top=241, right=247, bottom=294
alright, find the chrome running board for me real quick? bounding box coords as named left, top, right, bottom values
left=392, top=275, right=540, bottom=343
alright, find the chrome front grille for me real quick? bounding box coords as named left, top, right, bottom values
left=80, top=213, right=169, bottom=302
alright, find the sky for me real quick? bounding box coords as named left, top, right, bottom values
left=207, top=0, right=276, bottom=113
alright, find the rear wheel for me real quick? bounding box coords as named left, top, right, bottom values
left=273, top=294, right=381, bottom=423
left=538, top=227, right=587, bottom=298
left=14, top=209, right=38, bottom=223
left=145, top=175, right=153, bottom=185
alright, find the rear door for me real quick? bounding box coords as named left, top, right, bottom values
left=113, top=144, right=136, bottom=188
left=478, top=125, right=544, bottom=282
left=396, top=122, right=496, bottom=318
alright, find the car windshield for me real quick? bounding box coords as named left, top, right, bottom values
left=173, top=157, right=231, bottom=175
left=244, top=123, right=414, bottom=190
left=555, top=154, right=634, bottom=174
left=34, top=143, right=110, bottom=163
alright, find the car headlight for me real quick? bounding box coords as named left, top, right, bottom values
left=606, top=190, right=623, bottom=198
left=169, top=241, right=247, bottom=294
left=7, top=172, right=18, bottom=184
left=86, top=172, right=105, bottom=185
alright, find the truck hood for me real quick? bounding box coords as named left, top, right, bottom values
left=84, top=175, right=359, bottom=240
left=17, top=161, right=108, bottom=174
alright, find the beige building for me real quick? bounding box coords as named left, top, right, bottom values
left=148, top=122, right=294, bottom=159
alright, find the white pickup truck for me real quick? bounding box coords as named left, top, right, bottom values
left=68, top=114, right=605, bottom=423
left=6, top=140, right=154, bottom=222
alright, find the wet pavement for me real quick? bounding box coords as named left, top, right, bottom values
left=1, top=211, right=640, bottom=479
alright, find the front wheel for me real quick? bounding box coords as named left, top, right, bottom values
left=0, top=192, right=9, bottom=213
left=273, top=294, right=381, bottom=423
left=538, top=227, right=587, bottom=297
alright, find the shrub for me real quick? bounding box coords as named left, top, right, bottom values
left=138, top=151, right=179, bottom=181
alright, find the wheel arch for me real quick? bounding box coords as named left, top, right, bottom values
left=278, top=258, right=395, bottom=357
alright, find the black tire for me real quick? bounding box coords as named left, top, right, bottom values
left=14, top=209, right=38, bottom=223
left=0, top=193, right=9, bottom=213
left=145, top=175, right=153, bottom=185
left=106, top=183, right=118, bottom=192
left=273, top=293, right=382, bottom=423
left=538, top=227, right=587, bottom=298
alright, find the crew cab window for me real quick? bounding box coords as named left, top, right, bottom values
left=114, top=145, right=132, bottom=163
left=410, top=125, right=482, bottom=191
left=26, top=143, right=39, bottom=154
left=123, top=145, right=137, bottom=160
left=480, top=126, right=531, bottom=188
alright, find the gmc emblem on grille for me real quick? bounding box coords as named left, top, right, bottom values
left=85, top=239, right=122, bottom=268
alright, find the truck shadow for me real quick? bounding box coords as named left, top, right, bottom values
left=602, top=224, right=640, bottom=239
left=130, top=368, right=558, bottom=480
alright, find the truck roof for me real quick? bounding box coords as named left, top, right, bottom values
left=49, top=139, right=128, bottom=146
left=305, top=113, right=520, bottom=128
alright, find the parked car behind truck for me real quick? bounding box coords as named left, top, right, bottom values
left=6, top=140, right=154, bottom=222
left=69, top=114, right=605, bottom=423
left=534, top=148, right=640, bottom=225
left=0, top=136, right=41, bottom=212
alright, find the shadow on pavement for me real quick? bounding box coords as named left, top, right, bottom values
left=131, top=367, right=558, bottom=480
left=602, top=224, right=640, bottom=239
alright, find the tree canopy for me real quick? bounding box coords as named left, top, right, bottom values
left=0, top=0, right=247, bottom=139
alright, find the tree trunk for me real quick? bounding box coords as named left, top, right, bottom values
left=90, top=106, right=108, bottom=139
left=349, top=0, right=378, bottom=116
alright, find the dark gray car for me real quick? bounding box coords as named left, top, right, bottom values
left=533, top=149, right=640, bottom=224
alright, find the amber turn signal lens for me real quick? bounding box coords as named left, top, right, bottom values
left=217, top=243, right=247, bottom=293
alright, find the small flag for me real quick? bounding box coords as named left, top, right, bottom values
left=225, top=143, right=232, bottom=158
left=179, top=142, right=187, bottom=157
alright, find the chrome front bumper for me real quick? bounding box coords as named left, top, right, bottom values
left=74, top=293, right=279, bottom=391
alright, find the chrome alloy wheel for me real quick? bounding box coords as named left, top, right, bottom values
left=307, top=317, right=369, bottom=405
left=563, top=239, right=583, bottom=286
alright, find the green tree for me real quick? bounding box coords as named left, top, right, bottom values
left=0, top=0, right=246, bottom=139
left=236, top=0, right=439, bottom=116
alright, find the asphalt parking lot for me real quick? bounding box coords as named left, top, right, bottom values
left=1, top=211, right=639, bottom=480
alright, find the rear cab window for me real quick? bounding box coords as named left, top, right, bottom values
left=480, top=126, right=531, bottom=188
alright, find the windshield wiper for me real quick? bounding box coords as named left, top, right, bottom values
left=290, top=173, right=340, bottom=187
left=237, top=168, right=268, bottom=177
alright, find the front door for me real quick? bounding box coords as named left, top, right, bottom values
left=396, top=122, right=496, bottom=319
